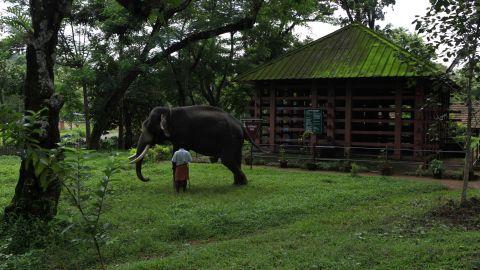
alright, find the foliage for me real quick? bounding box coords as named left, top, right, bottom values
left=0, top=106, right=64, bottom=190
left=58, top=149, right=121, bottom=269
left=415, top=0, right=480, bottom=202
left=332, top=0, right=396, bottom=29
left=350, top=162, right=361, bottom=177
left=381, top=25, right=437, bottom=62
left=129, top=145, right=172, bottom=164
left=429, top=159, right=444, bottom=178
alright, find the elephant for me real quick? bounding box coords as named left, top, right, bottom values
left=129, top=105, right=261, bottom=185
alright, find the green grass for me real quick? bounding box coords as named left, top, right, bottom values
left=1, top=153, right=480, bottom=269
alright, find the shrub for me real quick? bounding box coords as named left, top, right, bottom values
left=350, top=163, right=360, bottom=177
left=100, top=136, right=118, bottom=150
left=153, top=145, right=172, bottom=161
left=430, top=159, right=444, bottom=179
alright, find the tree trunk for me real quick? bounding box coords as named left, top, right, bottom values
left=0, top=88, right=4, bottom=105
left=118, top=98, right=125, bottom=149
left=89, top=67, right=142, bottom=149
left=461, top=60, right=475, bottom=204
left=124, top=102, right=133, bottom=149
left=3, top=0, right=71, bottom=221
left=82, top=81, right=91, bottom=147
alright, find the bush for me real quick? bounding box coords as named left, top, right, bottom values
left=130, top=145, right=172, bottom=163
left=100, top=136, right=118, bottom=150
left=153, top=145, right=172, bottom=161
left=350, top=163, right=360, bottom=177
left=430, top=159, right=444, bottom=179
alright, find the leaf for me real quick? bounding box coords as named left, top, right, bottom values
left=38, top=170, right=50, bottom=191
left=35, top=161, right=46, bottom=178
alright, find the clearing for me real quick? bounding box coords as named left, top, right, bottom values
left=1, top=153, right=480, bottom=269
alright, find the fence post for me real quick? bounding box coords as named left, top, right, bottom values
left=250, top=143, right=253, bottom=170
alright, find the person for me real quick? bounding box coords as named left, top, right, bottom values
left=171, top=148, right=192, bottom=193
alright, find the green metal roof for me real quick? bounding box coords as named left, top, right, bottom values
left=238, top=23, right=441, bottom=81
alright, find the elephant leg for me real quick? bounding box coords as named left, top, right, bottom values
left=222, top=157, right=247, bottom=186
left=235, top=150, right=248, bottom=184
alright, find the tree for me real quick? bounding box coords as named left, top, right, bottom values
left=57, top=0, right=95, bottom=146
left=160, top=0, right=334, bottom=113
left=381, top=25, right=437, bottom=62
left=332, top=0, right=396, bottom=29
left=3, top=0, right=72, bottom=220
left=415, top=0, right=480, bottom=204
left=87, top=0, right=264, bottom=149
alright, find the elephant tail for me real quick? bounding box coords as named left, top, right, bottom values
left=242, top=125, right=266, bottom=153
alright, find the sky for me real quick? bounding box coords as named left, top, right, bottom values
left=294, top=0, right=431, bottom=40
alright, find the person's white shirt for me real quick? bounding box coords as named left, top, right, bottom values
left=171, top=148, right=192, bottom=166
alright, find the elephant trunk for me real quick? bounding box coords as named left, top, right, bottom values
left=131, top=133, right=152, bottom=182
left=135, top=158, right=149, bottom=182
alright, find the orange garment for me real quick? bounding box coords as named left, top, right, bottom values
left=174, top=164, right=189, bottom=182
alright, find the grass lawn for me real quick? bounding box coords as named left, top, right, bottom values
left=1, top=152, right=480, bottom=269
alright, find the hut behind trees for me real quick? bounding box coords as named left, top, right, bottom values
left=239, top=23, right=452, bottom=159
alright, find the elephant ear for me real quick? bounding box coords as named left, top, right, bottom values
left=160, top=113, right=171, bottom=137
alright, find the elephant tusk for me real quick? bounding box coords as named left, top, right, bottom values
left=128, top=154, right=137, bottom=160
left=129, top=145, right=150, bottom=164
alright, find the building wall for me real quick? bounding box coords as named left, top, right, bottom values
left=250, top=78, right=450, bottom=158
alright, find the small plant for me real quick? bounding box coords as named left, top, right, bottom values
left=429, top=159, right=444, bottom=179
left=377, top=148, right=393, bottom=176
left=415, top=164, right=428, bottom=177
left=279, top=145, right=288, bottom=168
left=350, top=162, right=360, bottom=177
left=379, top=160, right=393, bottom=176
left=59, top=149, right=121, bottom=270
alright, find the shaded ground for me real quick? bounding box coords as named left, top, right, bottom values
left=429, top=197, right=480, bottom=230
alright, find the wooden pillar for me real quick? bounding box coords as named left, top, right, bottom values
left=414, top=83, right=425, bottom=159
left=394, top=83, right=402, bottom=158
left=269, top=85, right=276, bottom=151
left=326, top=85, right=335, bottom=142
left=254, top=88, right=261, bottom=145
left=344, top=83, right=352, bottom=156
left=310, top=82, right=318, bottom=147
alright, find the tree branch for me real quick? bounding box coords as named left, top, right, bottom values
left=145, top=0, right=263, bottom=66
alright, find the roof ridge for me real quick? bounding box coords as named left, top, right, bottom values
left=237, top=24, right=356, bottom=80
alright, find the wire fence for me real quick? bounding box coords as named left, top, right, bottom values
left=249, top=143, right=476, bottom=169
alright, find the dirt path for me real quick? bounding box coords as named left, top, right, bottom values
left=252, top=166, right=480, bottom=190
left=385, top=174, right=480, bottom=190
